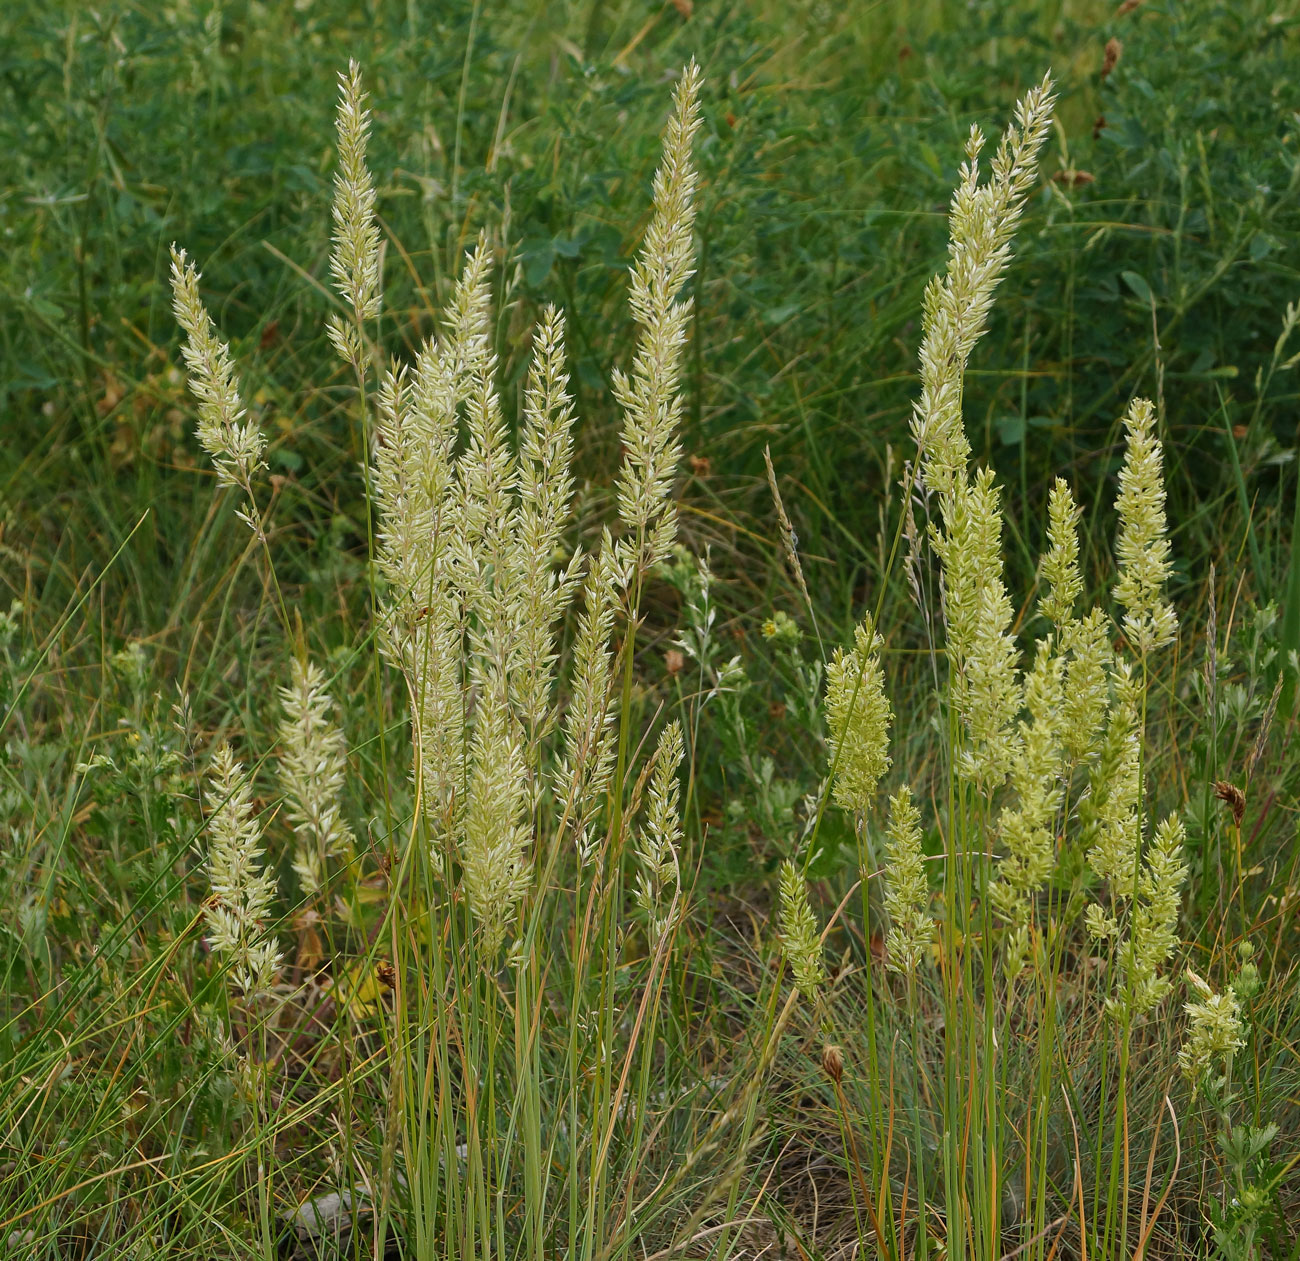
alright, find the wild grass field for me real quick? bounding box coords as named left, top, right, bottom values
left=2, top=1, right=1299, bottom=1257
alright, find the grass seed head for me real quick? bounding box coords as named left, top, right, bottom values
left=635, top=721, right=686, bottom=945
left=1178, top=969, right=1245, bottom=1091
left=1114, top=397, right=1177, bottom=655
left=779, top=859, right=825, bottom=999
left=169, top=246, right=266, bottom=496
left=612, top=60, right=704, bottom=575
left=278, top=658, right=353, bottom=899
left=825, top=613, right=892, bottom=815
left=1040, top=478, right=1083, bottom=630
left=202, top=744, right=281, bottom=997
left=883, top=786, right=933, bottom=976
left=327, top=59, right=382, bottom=363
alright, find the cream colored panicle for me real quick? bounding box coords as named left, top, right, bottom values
left=1119, top=812, right=1187, bottom=1015
left=778, top=859, right=825, bottom=999
left=451, top=307, right=518, bottom=684
left=910, top=75, right=1055, bottom=502
left=1060, top=608, right=1113, bottom=764
left=461, top=683, right=532, bottom=958
left=1178, top=970, right=1245, bottom=1091
left=935, top=469, right=1024, bottom=792
left=510, top=306, right=583, bottom=740
left=825, top=613, right=892, bottom=815
left=278, top=659, right=354, bottom=899
left=1114, top=398, right=1177, bottom=654
left=991, top=640, right=1066, bottom=964
left=1083, top=661, right=1142, bottom=898
left=327, top=59, right=382, bottom=365
left=169, top=247, right=266, bottom=494
left=556, top=538, right=621, bottom=865
left=203, top=744, right=281, bottom=996
left=883, top=787, right=933, bottom=975
left=635, top=721, right=685, bottom=946
left=907, top=78, right=1054, bottom=797
left=1040, top=479, right=1083, bottom=630
left=369, top=248, right=496, bottom=826
left=613, top=61, right=704, bottom=576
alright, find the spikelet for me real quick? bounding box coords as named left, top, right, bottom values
left=911, top=75, right=1056, bottom=500
left=1040, top=479, right=1083, bottom=630
left=1178, top=970, right=1246, bottom=1094
left=278, top=659, right=353, bottom=899
left=202, top=744, right=281, bottom=996
left=635, top=721, right=685, bottom=946
left=990, top=640, right=1066, bottom=965
left=1120, top=812, right=1187, bottom=1015
left=825, top=613, right=892, bottom=815
left=778, top=859, right=825, bottom=999
left=1114, top=397, right=1177, bottom=655
left=557, top=540, right=621, bottom=865
left=883, top=787, right=933, bottom=975
left=461, top=682, right=532, bottom=958
left=932, top=469, right=1023, bottom=792
left=327, top=60, right=382, bottom=365
left=1060, top=608, right=1114, bottom=764
left=613, top=61, right=703, bottom=577
left=169, top=247, right=266, bottom=499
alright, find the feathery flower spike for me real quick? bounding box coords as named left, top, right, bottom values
left=779, top=859, right=825, bottom=999
left=1040, top=478, right=1083, bottom=630
left=635, top=721, right=685, bottom=946
left=510, top=305, right=582, bottom=740
left=278, top=659, right=354, bottom=899
left=461, top=683, right=531, bottom=959
left=327, top=60, right=382, bottom=365
left=910, top=73, right=1055, bottom=501
left=557, top=539, right=621, bottom=865
left=1178, top=969, right=1245, bottom=1092
left=203, top=744, right=281, bottom=996
left=613, top=60, right=704, bottom=576
left=825, top=613, right=892, bottom=815
left=990, top=639, right=1065, bottom=965
left=170, top=247, right=266, bottom=497
left=1120, top=811, right=1187, bottom=1015
left=1114, top=397, right=1177, bottom=654
left=883, top=786, right=934, bottom=975
left=1061, top=608, right=1113, bottom=764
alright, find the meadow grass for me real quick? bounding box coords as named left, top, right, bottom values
left=2, top=1, right=1299, bottom=1257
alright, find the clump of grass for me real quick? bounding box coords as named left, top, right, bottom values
left=776, top=72, right=1294, bottom=1260
left=151, top=57, right=770, bottom=1259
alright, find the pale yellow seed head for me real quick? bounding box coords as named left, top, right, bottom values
left=825, top=614, right=892, bottom=815
left=778, top=859, right=825, bottom=999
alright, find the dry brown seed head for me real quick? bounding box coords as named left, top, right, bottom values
left=1102, top=37, right=1123, bottom=78
left=1214, top=780, right=1246, bottom=829
left=821, top=1044, right=844, bottom=1084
